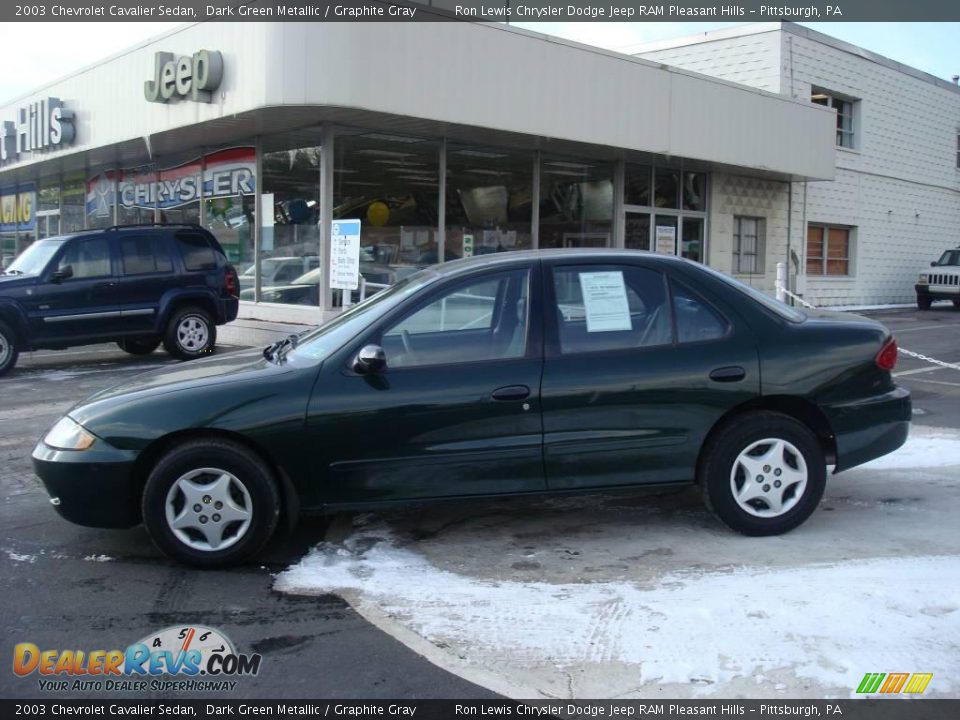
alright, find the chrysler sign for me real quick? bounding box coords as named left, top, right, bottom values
left=144, top=49, right=223, bottom=104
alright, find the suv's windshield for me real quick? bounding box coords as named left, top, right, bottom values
left=3, top=239, right=65, bottom=276
left=935, top=249, right=960, bottom=266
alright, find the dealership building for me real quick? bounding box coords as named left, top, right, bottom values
left=5, top=19, right=923, bottom=324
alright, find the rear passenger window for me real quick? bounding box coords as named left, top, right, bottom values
left=175, top=233, right=217, bottom=271
left=671, top=281, right=728, bottom=344
left=553, top=265, right=672, bottom=354
left=120, top=236, right=173, bottom=275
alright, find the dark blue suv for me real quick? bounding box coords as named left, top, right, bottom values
left=0, top=224, right=239, bottom=376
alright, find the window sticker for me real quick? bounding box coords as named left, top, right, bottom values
left=578, top=271, right=632, bottom=333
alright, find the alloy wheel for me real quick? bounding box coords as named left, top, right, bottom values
left=164, top=468, right=253, bottom=552
left=729, top=437, right=808, bottom=518
left=176, top=316, right=209, bottom=352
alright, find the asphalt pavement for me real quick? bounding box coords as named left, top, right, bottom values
left=1, top=306, right=958, bottom=700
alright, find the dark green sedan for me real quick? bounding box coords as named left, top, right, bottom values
left=33, top=250, right=911, bottom=567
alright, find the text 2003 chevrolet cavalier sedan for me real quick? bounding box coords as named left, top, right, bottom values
left=33, top=250, right=910, bottom=567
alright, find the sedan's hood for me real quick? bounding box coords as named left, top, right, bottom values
left=75, top=348, right=281, bottom=409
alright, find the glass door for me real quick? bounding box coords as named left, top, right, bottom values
left=37, top=210, right=60, bottom=239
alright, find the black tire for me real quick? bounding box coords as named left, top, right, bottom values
left=163, top=305, right=216, bottom=360
left=141, top=439, right=280, bottom=568
left=917, top=294, right=932, bottom=310
left=117, top=337, right=161, bottom=355
left=699, top=411, right=826, bottom=537
left=952, top=299, right=960, bottom=310
left=0, top=320, right=19, bottom=377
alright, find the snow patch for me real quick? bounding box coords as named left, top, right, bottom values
left=860, top=427, right=960, bottom=470
left=83, top=554, right=114, bottom=562
left=276, top=526, right=960, bottom=697
left=5, top=550, right=37, bottom=563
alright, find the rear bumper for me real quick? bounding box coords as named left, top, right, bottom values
left=826, top=386, right=911, bottom=472
left=220, top=296, right=239, bottom=324
left=32, top=440, right=141, bottom=529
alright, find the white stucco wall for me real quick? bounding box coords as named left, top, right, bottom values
left=637, top=23, right=960, bottom=307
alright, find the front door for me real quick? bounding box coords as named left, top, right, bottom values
left=541, top=259, right=760, bottom=490
left=306, top=265, right=546, bottom=504
left=28, top=235, right=122, bottom=342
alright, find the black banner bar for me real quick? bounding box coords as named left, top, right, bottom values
left=4, top=0, right=960, bottom=22
left=3, top=700, right=960, bottom=720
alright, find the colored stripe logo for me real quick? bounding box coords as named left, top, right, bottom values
left=857, top=672, right=933, bottom=694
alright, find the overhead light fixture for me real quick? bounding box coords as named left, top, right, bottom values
left=355, top=149, right=412, bottom=158
left=544, top=169, right=589, bottom=177
left=362, top=133, right=424, bottom=143
left=453, top=149, right=508, bottom=159
left=344, top=181, right=382, bottom=186
left=545, top=161, right=593, bottom=170
left=373, top=160, right=426, bottom=166
left=465, top=169, right=510, bottom=176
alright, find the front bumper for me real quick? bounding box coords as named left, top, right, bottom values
left=32, top=440, right=141, bottom=529
left=916, top=283, right=960, bottom=298
left=825, top=386, right=911, bottom=473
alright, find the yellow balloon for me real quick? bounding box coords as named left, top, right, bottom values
left=366, top=201, right=389, bottom=227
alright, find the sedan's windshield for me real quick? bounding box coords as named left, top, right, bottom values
left=287, top=269, right=437, bottom=362
left=935, top=249, right=960, bottom=266
left=3, top=239, right=64, bottom=276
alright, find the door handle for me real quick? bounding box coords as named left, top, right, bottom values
left=94, top=281, right=118, bottom=289
left=709, top=366, right=746, bottom=383
left=491, top=385, right=530, bottom=401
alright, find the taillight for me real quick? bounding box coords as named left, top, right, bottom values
left=875, top=337, right=898, bottom=371
left=224, top=267, right=238, bottom=296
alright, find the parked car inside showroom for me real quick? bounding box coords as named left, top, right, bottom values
left=916, top=247, right=960, bottom=310
left=32, top=249, right=910, bottom=567
left=0, top=224, right=239, bottom=377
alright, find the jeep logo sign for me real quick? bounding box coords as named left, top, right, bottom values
left=144, top=49, right=223, bottom=104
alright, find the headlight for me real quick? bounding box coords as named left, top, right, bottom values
left=44, top=417, right=96, bottom=451
left=918, top=274, right=928, bottom=284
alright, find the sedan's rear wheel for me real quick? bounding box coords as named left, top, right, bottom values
left=142, top=439, right=279, bottom=567
left=699, top=412, right=825, bottom=536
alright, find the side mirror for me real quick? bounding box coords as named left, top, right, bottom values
left=931, top=261, right=937, bottom=267
left=353, top=344, right=386, bottom=374
left=51, top=265, right=73, bottom=282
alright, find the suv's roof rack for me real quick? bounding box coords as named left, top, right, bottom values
left=104, top=223, right=207, bottom=232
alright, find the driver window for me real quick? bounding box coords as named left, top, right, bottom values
left=57, top=238, right=112, bottom=279
left=382, top=270, right=529, bottom=369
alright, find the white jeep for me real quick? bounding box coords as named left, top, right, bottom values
left=916, top=247, right=960, bottom=310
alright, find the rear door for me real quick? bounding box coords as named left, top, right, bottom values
left=114, top=232, right=178, bottom=333
left=540, top=259, right=760, bottom=490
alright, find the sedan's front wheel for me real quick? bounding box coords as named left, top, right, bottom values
left=142, top=439, right=279, bottom=567
left=699, top=412, right=825, bottom=536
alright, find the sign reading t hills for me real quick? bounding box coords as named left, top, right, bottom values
left=0, top=98, right=75, bottom=166
left=144, top=49, right=223, bottom=104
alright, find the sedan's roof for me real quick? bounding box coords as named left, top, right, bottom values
left=433, top=248, right=688, bottom=275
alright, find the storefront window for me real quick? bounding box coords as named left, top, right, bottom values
left=681, top=217, right=704, bottom=263
left=334, top=132, right=439, bottom=289
left=116, top=166, right=156, bottom=226
left=445, top=143, right=532, bottom=261
left=654, top=168, right=680, bottom=209
left=61, top=176, right=85, bottom=234
left=157, top=155, right=201, bottom=225
left=202, top=147, right=256, bottom=268
left=538, top=156, right=613, bottom=249
left=682, top=172, right=707, bottom=212
left=255, top=143, right=322, bottom=305
left=86, top=171, right=116, bottom=229
left=624, top=164, right=651, bottom=207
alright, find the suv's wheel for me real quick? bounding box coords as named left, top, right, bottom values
left=699, top=412, right=826, bottom=536
left=141, top=439, right=280, bottom=567
left=163, top=306, right=216, bottom=360
left=952, top=299, right=960, bottom=310
left=0, top=320, right=19, bottom=377
left=917, top=294, right=932, bottom=310
left=118, top=337, right=161, bottom=355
